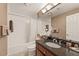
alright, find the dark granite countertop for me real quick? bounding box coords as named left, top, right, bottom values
left=36, top=40, right=79, bottom=56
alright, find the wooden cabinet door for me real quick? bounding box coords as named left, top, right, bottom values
left=36, top=49, right=44, bottom=56
left=45, top=50, right=53, bottom=56
left=36, top=43, right=54, bottom=56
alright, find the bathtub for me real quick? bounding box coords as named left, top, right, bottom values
left=7, top=41, right=36, bottom=56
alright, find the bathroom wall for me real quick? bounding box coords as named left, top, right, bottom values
left=51, top=8, right=79, bottom=39
left=37, top=15, right=51, bottom=36
left=0, top=4, right=7, bottom=55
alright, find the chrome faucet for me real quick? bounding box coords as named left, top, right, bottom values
left=53, top=38, right=57, bottom=43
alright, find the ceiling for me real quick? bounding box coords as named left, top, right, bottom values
left=8, top=3, right=47, bottom=16
left=8, top=3, right=79, bottom=17
left=45, top=3, right=79, bottom=17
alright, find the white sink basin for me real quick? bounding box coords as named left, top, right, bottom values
left=45, top=42, right=61, bottom=48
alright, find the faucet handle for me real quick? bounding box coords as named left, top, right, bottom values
left=74, top=44, right=79, bottom=48
left=66, top=42, right=72, bottom=48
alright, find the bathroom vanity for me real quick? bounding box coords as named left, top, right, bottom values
left=36, top=39, right=79, bottom=56
left=36, top=41, right=54, bottom=56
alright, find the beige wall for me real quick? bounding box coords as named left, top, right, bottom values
left=51, top=8, right=79, bottom=39
left=0, top=4, right=7, bottom=55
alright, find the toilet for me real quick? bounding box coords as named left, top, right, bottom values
left=27, top=41, right=36, bottom=56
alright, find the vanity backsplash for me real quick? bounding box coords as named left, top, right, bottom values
left=46, top=36, right=79, bottom=48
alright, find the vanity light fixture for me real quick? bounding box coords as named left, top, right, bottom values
left=46, top=4, right=53, bottom=10
left=41, top=8, right=47, bottom=13
left=41, top=3, right=60, bottom=14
